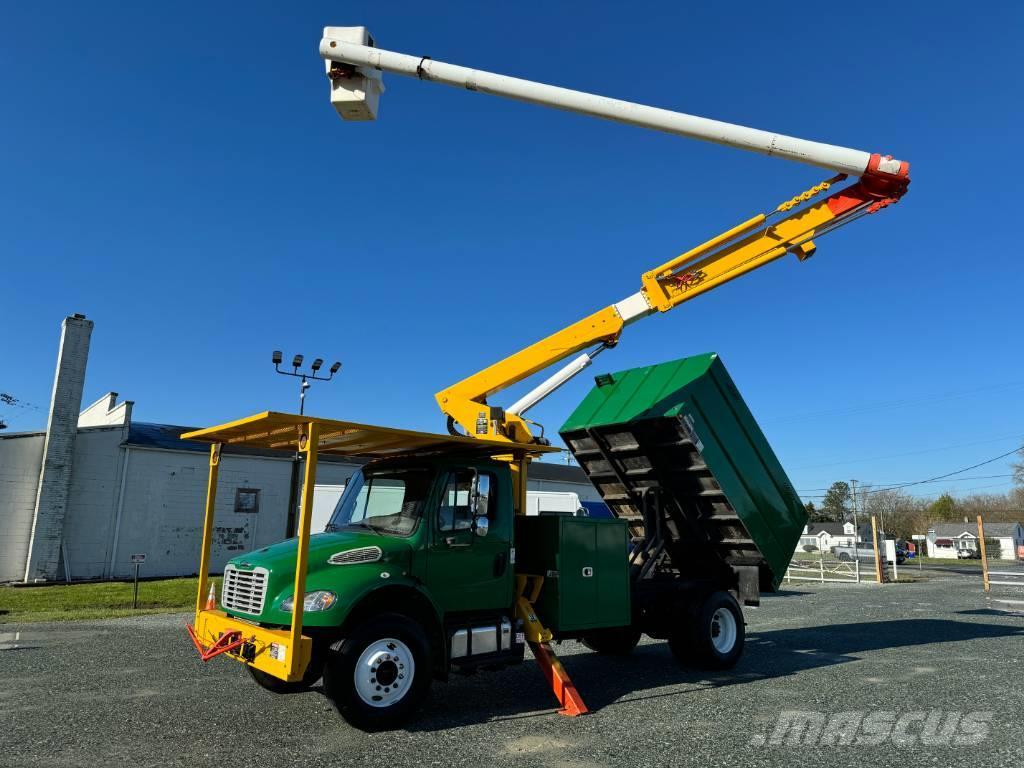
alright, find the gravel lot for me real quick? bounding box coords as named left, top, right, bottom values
left=2, top=574, right=1022, bottom=768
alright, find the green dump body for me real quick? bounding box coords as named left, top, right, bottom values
left=560, top=353, right=806, bottom=592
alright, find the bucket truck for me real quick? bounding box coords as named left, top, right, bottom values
left=182, top=27, right=909, bottom=730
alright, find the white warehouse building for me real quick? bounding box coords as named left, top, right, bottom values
left=0, top=315, right=600, bottom=583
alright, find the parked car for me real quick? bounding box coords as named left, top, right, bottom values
left=957, top=547, right=981, bottom=560
left=832, top=542, right=905, bottom=565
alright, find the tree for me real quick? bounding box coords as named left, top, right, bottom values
left=865, top=488, right=915, bottom=539
left=803, top=500, right=835, bottom=523
left=1013, top=445, right=1024, bottom=488
left=926, top=493, right=958, bottom=522
left=820, top=481, right=851, bottom=522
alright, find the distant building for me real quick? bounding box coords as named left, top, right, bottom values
left=0, top=315, right=598, bottom=583
left=795, top=521, right=859, bottom=552
left=927, top=522, right=1024, bottom=560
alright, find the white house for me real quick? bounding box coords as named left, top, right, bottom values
left=927, top=522, right=1024, bottom=560
left=795, top=521, right=859, bottom=553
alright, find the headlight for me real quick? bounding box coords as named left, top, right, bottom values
left=281, top=590, right=337, bottom=612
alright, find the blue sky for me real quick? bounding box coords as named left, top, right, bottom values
left=2, top=2, right=1022, bottom=502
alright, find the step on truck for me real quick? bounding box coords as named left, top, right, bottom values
left=183, top=27, right=908, bottom=729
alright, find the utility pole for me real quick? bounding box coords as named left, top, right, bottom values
left=273, top=351, right=341, bottom=536
left=851, top=479, right=860, bottom=582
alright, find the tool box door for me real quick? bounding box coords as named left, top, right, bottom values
left=557, top=519, right=598, bottom=630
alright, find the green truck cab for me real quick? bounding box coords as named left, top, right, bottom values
left=185, top=355, right=806, bottom=730
left=212, top=451, right=630, bottom=729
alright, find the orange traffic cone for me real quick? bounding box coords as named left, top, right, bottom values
left=205, top=582, right=217, bottom=610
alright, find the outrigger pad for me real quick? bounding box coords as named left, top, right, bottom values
left=530, top=642, right=588, bottom=717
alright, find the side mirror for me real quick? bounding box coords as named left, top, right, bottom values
left=470, top=471, right=490, bottom=537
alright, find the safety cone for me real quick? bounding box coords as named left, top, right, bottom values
left=205, top=582, right=217, bottom=610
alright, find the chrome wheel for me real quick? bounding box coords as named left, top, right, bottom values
left=709, top=607, right=737, bottom=654
left=353, top=637, right=414, bottom=708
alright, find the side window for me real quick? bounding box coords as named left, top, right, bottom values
left=437, top=470, right=497, bottom=532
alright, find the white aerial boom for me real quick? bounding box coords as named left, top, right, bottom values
left=319, top=26, right=907, bottom=179
left=318, top=27, right=910, bottom=444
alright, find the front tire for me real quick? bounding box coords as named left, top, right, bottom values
left=323, top=613, right=431, bottom=731
left=669, top=591, right=744, bottom=670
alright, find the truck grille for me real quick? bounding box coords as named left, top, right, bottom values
left=221, top=565, right=269, bottom=615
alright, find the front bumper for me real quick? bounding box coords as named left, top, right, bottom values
left=187, top=609, right=312, bottom=683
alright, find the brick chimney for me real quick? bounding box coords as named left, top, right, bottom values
left=23, top=314, right=93, bottom=582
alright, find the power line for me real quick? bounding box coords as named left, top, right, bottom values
left=796, top=474, right=1014, bottom=493
left=789, top=431, right=1024, bottom=471
left=0, top=392, right=44, bottom=412
left=911, top=480, right=1017, bottom=500
left=762, top=380, right=1024, bottom=426
left=799, top=446, right=1023, bottom=500
left=862, top=447, right=1021, bottom=494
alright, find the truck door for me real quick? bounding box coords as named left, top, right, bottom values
left=427, top=466, right=512, bottom=614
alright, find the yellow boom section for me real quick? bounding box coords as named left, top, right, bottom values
left=437, top=174, right=886, bottom=443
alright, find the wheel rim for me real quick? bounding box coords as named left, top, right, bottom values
left=709, top=607, right=737, bottom=654
left=354, top=637, right=414, bottom=708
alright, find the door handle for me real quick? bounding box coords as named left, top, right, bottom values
left=444, top=536, right=471, bottom=549
left=493, top=551, right=508, bottom=577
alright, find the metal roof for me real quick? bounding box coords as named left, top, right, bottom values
left=805, top=522, right=847, bottom=536
left=929, top=522, right=1022, bottom=537
left=180, top=411, right=559, bottom=459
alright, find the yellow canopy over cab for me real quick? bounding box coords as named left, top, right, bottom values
left=180, top=411, right=559, bottom=458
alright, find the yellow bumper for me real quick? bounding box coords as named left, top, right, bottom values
left=193, top=609, right=312, bottom=683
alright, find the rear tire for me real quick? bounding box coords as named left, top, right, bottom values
left=323, top=613, right=431, bottom=731
left=668, top=591, right=744, bottom=670
left=581, top=626, right=641, bottom=655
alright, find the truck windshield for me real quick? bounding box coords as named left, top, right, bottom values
left=325, top=468, right=430, bottom=537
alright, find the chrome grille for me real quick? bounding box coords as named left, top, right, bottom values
left=328, top=546, right=382, bottom=565
left=221, top=565, right=269, bottom=615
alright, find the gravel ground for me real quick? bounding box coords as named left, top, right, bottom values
left=2, top=575, right=1022, bottom=768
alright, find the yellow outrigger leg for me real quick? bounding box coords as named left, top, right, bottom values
left=516, top=574, right=588, bottom=717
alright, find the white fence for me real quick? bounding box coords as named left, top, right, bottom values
left=785, top=557, right=862, bottom=584
left=986, top=564, right=1024, bottom=589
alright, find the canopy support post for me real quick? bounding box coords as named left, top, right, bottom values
left=287, top=422, right=319, bottom=678
left=195, top=443, right=221, bottom=622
